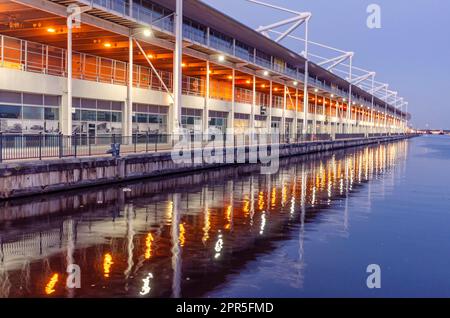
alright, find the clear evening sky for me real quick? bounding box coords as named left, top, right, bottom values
left=203, top=0, right=450, bottom=129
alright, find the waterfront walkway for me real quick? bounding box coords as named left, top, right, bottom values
left=0, top=133, right=400, bottom=163
left=0, top=134, right=415, bottom=200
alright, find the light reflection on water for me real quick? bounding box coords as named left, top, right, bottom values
left=0, top=138, right=417, bottom=298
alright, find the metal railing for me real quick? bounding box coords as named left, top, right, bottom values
left=0, top=132, right=407, bottom=163
left=0, top=34, right=401, bottom=126
left=0, top=34, right=203, bottom=96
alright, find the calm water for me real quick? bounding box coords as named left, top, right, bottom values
left=1, top=135, right=450, bottom=298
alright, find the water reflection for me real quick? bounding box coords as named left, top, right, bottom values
left=0, top=140, right=408, bottom=298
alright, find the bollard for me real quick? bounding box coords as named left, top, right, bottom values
left=106, top=143, right=121, bottom=158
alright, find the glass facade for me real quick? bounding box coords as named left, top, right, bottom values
left=254, top=115, right=268, bottom=132
left=255, top=50, right=271, bottom=69
left=183, top=18, right=207, bottom=45
left=271, top=117, right=281, bottom=130
left=182, top=108, right=202, bottom=133
left=209, top=29, right=234, bottom=55
left=235, top=40, right=253, bottom=62
left=72, top=98, right=123, bottom=137
left=208, top=110, right=228, bottom=132
left=0, top=90, right=60, bottom=134
left=234, top=113, right=250, bottom=133
left=285, top=118, right=294, bottom=135
left=297, top=119, right=304, bottom=135
left=132, top=103, right=168, bottom=134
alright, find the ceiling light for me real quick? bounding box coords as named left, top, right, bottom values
left=103, top=43, right=112, bottom=48
left=293, top=81, right=298, bottom=86
left=331, top=94, right=334, bottom=98
left=263, top=70, right=269, bottom=76
left=143, top=29, right=152, bottom=37
left=246, top=80, right=251, bottom=84
left=218, top=55, right=225, bottom=62
left=228, top=75, right=233, bottom=80
left=182, top=63, right=186, bottom=67
left=147, top=53, right=154, bottom=59
left=314, top=88, right=318, bottom=93
left=47, top=27, right=56, bottom=33
left=261, top=84, right=266, bottom=88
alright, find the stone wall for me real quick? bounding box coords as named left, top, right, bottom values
left=0, top=136, right=413, bottom=199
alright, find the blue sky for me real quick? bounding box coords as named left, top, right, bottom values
left=203, top=0, right=450, bottom=129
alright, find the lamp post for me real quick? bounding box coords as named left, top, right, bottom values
left=173, top=0, right=183, bottom=134
left=65, top=5, right=91, bottom=136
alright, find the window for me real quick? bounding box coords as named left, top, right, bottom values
left=72, top=109, right=81, bottom=121
left=44, top=107, right=59, bottom=120
left=97, top=111, right=112, bottom=122
left=0, top=91, right=21, bottom=104
left=44, top=95, right=60, bottom=107
left=209, top=29, right=233, bottom=54
left=23, top=106, right=43, bottom=120
left=255, top=50, right=271, bottom=69
left=273, top=57, right=285, bottom=73
left=0, top=105, right=21, bottom=119
left=23, top=93, right=43, bottom=106
left=137, top=113, right=148, bottom=123
left=149, top=114, right=162, bottom=124
left=235, top=41, right=253, bottom=61
left=111, top=111, right=122, bottom=123
left=184, top=18, right=207, bottom=44
left=81, top=110, right=96, bottom=121
left=285, top=64, right=297, bottom=77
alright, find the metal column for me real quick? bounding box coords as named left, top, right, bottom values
left=294, top=88, right=299, bottom=139
left=204, top=61, right=210, bottom=132
left=251, top=75, right=256, bottom=131
left=283, top=85, right=287, bottom=138
left=313, top=94, right=317, bottom=135
left=302, top=18, right=310, bottom=136
left=268, top=80, right=273, bottom=132
left=173, top=0, right=183, bottom=133
left=125, top=36, right=133, bottom=138
left=65, top=14, right=73, bottom=136
left=347, top=56, right=353, bottom=134
left=230, top=68, right=235, bottom=132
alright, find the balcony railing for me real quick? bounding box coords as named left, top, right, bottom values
left=0, top=34, right=396, bottom=124
left=0, top=34, right=204, bottom=97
